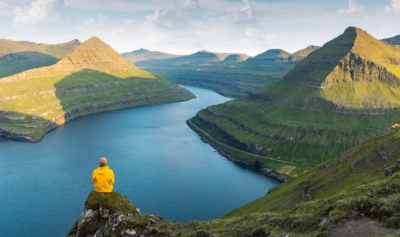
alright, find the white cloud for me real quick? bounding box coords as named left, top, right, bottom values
left=385, top=0, right=400, bottom=13
left=338, top=0, right=364, bottom=15
left=64, top=0, right=158, bottom=12
left=0, top=1, right=11, bottom=15
left=244, top=27, right=276, bottom=43
left=227, top=0, right=256, bottom=24
left=148, top=0, right=203, bottom=29
left=111, top=19, right=135, bottom=36
left=12, top=0, right=60, bottom=25
left=77, top=12, right=107, bottom=31
left=78, top=18, right=95, bottom=30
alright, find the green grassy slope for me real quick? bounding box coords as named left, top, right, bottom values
left=0, top=37, right=194, bottom=142
left=0, top=38, right=81, bottom=58
left=68, top=129, right=400, bottom=236
left=135, top=48, right=317, bottom=98
left=0, top=52, right=59, bottom=78
left=188, top=27, right=400, bottom=178
left=220, top=128, right=400, bottom=235
left=0, top=39, right=80, bottom=78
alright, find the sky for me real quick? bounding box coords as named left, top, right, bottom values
left=0, top=0, right=399, bottom=56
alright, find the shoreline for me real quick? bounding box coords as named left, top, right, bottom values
left=186, top=119, right=290, bottom=182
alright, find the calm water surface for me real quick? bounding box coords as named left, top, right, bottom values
left=0, top=86, right=280, bottom=237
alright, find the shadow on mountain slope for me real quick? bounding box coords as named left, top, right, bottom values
left=0, top=51, right=59, bottom=78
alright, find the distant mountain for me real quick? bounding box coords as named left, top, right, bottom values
left=245, top=47, right=320, bottom=64
left=136, top=50, right=251, bottom=66
left=207, top=50, right=248, bottom=61
left=0, top=38, right=81, bottom=59
left=122, top=48, right=179, bottom=63
left=188, top=27, right=400, bottom=178
left=222, top=54, right=250, bottom=63
left=0, top=36, right=194, bottom=142
left=0, top=39, right=81, bottom=78
left=170, top=50, right=221, bottom=65
left=289, top=45, right=321, bottom=61
left=135, top=47, right=317, bottom=98
left=382, top=35, right=400, bottom=45
left=248, top=49, right=291, bottom=62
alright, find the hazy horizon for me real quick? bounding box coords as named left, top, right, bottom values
left=0, top=0, right=399, bottom=56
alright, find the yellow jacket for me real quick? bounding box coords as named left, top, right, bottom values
left=92, top=166, right=115, bottom=192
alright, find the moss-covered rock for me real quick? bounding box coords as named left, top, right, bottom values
left=67, top=191, right=163, bottom=237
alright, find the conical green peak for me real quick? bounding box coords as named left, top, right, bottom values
left=343, top=26, right=369, bottom=36
left=323, top=26, right=376, bottom=49
left=284, top=26, right=400, bottom=88
left=55, top=36, right=135, bottom=72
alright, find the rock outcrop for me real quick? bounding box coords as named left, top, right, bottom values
left=67, top=191, right=164, bottom=237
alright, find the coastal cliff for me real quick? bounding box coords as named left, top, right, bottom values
left=0, top=37, right=195, bottom=142
left=188, top=27, right=400, bottom=179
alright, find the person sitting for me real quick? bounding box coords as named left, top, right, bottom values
left=92, top=157, right=115, bottom=192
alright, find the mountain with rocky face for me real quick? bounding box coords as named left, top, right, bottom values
left=0, top=37, right=194, bottom=142
left=188, top=27, right=400, bottom=178
left=282, top=27, right=400, bottom=111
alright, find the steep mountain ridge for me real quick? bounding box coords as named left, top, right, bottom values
left=285, top=27, right=400, bottom=87
left=278, top=27, right=400, bottom=111
left=55, top=36, right=136, bottom=73
left=0, top=37, right=194, bottom=142
left=188, top=27, right=400, bottom=177
left=0, top=39, right=81, bottom=78
left=0, top=38, right=81, bottom=58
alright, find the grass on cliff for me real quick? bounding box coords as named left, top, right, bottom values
left=68, top=130, right=400, bottom=236
left=0, top=52, right=59, bottom=78
left=153, top=173, right=400, bottom=236
left=0, top=68, right=194, bottom=141
left=189, top=73, right=400, bottom=178
left=227, top=128, right=400, bottom=216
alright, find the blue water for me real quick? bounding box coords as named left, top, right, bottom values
left=0, top=86, right=280, bottom=237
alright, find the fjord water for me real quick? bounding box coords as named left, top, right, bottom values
left=0, top=86, right=280, bottom=237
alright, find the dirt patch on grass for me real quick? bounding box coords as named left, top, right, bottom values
left=278, top=165, right=296, bottom=175
left=329, top=218, right=400, bottom=237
